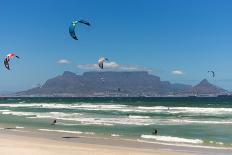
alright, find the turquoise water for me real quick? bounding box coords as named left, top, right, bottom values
left=0, top=97, right=232, bottom=147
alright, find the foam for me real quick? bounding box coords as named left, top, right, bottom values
left=0, top=110, right=10, bottom=112
left=209, top=141, right=224, bottom=145
left=2, top=103, right=232, bottom=116
left=111, top=134, right=120, bottom=137
left=73, top=117, right=153, bottom=126
left=138, top=106, right=168, bottom=110
left=128, top=115, right=150, bottom=119
left=16, top=126, right=25, bottom=129
left=137, top=139, right=232, bottom=150
left=2, top=111, right=36, bottom=116
left=141, top=135, right=203, bottom=144
left=216, top=142, right=224, bottom=145
left=38, top=129, right=82, bottom=134
left=56, top=122, right=79, bottom=126
left=84, top=132, right=95, bottom=135
left=176, top=119, right=232, bottom=124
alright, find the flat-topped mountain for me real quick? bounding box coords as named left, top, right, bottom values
left=17, top=71, right=226, bottom=97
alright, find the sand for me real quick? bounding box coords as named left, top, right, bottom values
left=0, top=129, right=230, bottom=155
left=0, top=131, right=194, bottom=155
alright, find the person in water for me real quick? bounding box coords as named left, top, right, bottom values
left=51, top=119, right=57, bottom=125
left=152, top=129, right=158, bottom=135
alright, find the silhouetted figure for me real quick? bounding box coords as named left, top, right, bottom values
left=152, top=129, right=158, bottom=135
left=51, top=119, right=57, bottom=125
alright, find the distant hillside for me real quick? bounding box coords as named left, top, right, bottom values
left=16, top=71, right=226, bottom=97
left=193, top=79, right=225, bottom=95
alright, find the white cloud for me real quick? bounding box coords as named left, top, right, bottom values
left=57, top=59, right=71, bottom=64
left=103, top=61, right=120, bottom=68
left=77, top=64, right=98, bottom=70
left=172, top=70, right=184, bottom=75
left=77, top=61, right=152, bottom=72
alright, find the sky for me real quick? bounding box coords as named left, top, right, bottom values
left=0, top=0, right=232, bottom=91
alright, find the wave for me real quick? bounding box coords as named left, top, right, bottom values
left=137, top=139, right=232, bottom=150
left=16, top=126, right=25, bottom=129
left=2, top=110, right=232, bottom=126
left=38, top=129, right=83, bottom=134
left=173, top=119, right=232, bottom=124
left=84, top=132, right=95, bottom=135
left=39, top=129, right=94, bottom=135
left=141, top=135, right=203, bottom=144
left=1, top=111, right=80, bottom=119
left=56, top=122, right=79, bottom=126
left=1, top=103, right=232, bottom=116
left=0, top=110, right=10, bottom=112
left=128, top=115, right=150, bottom=119
left=64, top=117, right=153, bottom=126
left=27, top=111, right=154, bottom=126
left=216, top=142, right=224, bottom=145
left=37, top=112, right=82, bottom=119
left=71, top=117, right=232, bottom=126
left=111, top=134, right=120, bottom=137
left=209, top=141, right=224, bottom=145
left=138, top=106, right=168, bottom=110
left=2, top=111, right=37, bottom=116
left=49, top=116, right=152, bottom=126
left=167, top=107, right=232, bottom=115
left=0, top=103, right=127, bottom=110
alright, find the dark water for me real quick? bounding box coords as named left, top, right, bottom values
left=0, top=97, right=232, bottom=148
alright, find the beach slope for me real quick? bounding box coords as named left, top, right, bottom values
left=0, top=132, right=195, bottom=155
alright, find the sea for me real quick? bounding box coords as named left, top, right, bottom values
left=0, top=97, right=232, bottom=148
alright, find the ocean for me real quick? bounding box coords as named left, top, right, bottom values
left=0, top=97, right=232, bottom=148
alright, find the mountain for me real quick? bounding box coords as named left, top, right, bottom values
left=193, top=79, right=225, bottom=95
left=16, top=71, right=226, bottom=97
left=0, top=91, right=14, bottom=96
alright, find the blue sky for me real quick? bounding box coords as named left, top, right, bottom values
left=0, top=0, right=232, bottom=91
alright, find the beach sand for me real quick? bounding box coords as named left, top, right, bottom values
left=0, top=131, right=189, bottom=155
left=0, top=134, right=184, bottom=155
left=0, top=129, right=230, bottom=155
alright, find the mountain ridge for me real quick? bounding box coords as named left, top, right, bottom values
left=16, top=71, right=226, bottom=97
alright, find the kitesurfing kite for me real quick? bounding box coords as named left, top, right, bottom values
left=98, top=57, right=109, bottom=69
left=208, top=71, right=215, bottom=78
left=69, top=20, right=91, bottom=40
left=4, top=53, right=20, bottom=70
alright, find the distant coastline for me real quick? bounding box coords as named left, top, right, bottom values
left=2, top=95, right=232, bottom=99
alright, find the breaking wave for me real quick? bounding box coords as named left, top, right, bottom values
left=141, top=135, right=203, bottom=144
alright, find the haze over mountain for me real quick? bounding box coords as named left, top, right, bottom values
left=17, top=71, right=227, bottom=97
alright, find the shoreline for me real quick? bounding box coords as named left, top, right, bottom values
left=0, top=127, right=231, bottom=155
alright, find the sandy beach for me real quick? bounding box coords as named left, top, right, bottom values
left=0, top=128, right=231, bottom=155
left=0, top=132, right=185, bottom=155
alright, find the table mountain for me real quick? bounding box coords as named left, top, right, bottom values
left=17, top=71, right=226, bottom=97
